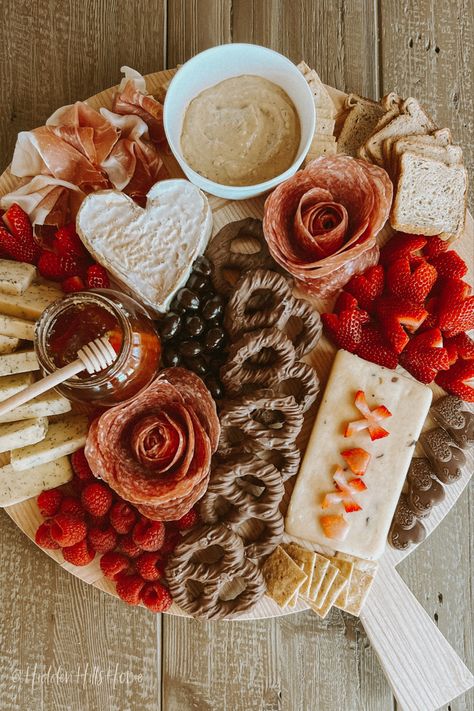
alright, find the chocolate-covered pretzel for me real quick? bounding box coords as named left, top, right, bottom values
left=431, top=396, right=474, bottom=449
left=165, top=523, right=266, bottom=619
left=406, top=457, right=445, bottom=518
left=206, top=218, right=275, bottom=296
left=420, top=428, right=466, bottom=484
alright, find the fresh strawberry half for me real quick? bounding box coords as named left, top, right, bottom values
left=341, top=448, right=371, bottom=476
left=320, top=513, right=350, bottom=541
left=386, top=256, right=437, bottom=304
left=379, top=233, right=427, bottom=266
left=435, top=359, right=474, bottom=402
left=375, top=296, right=428, bottom=353
left=3, top=203, right=34, bottom=242
left=399, top=328, right=449, bottom=384
left=355, top=324, right=399, bottom=369
left=422, top=236, right=449, bottom=259
left=54, top=223, right=87, bottom=258
left=443, top=333, right=474, bottom=363
left=321, top=307, right=369, bottom=352
left=438, top=294, right=474, bottom=337
left=345, top=389, right=392, bottom=440
left=345, top=265, right=385, bottom=311
left=429, top=250, right=468, bottom=281
left=322, top=467, right=367, bottom=513
left=334, top=291, right=359, bottom=314
left=0, top=224, right=40, bottom=264
left=38, top=251, right=85, bottom=281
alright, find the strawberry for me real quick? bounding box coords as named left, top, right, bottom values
left=443, top=333, right=474, bottom=363
left=141, top=581, right=173, bottom=613
left=0, top=224, right=40, bottom=264
left=38, top=251, right=85, bottom=281
left=86, top=264, right=110, bottom=289
left=345, top=265, right=384, bottom=311
left=435, top=359, right=474, bottom=402
left=100, top=552, right=131, bottom=580
left=62, top=276, right=86, bottom=293
left=438, top=294, right=474, bottom=337
left=355, top=324, right=399, bottom=369
left=334, top=291, right=358, bottom=314
left=375, top=296, right=427, bottom=353
left=132, top=519, right=165, bottom=552
left=421, top=296, right=439, bottom=330
left=422, top=236, right=449, bottom=259
left=320, top=514, right=350, bottom=541
left=62, top=538, right=95, bottom=566
left=49, top=513, right=87, bottom=547
left=322, top=467, right=367, bottom=513
left=175, top=508, right=199, bottom=531
left=115, top=574, right=145, bottom=605
left=379, top=233, right=426, bottom=266
left=35, top=521, right=60, bottom=549
left=345, top=389, right=392, bottom=440
left=3, top=203, right=33, bottom=239
left=54, top=223, right=86, bottom=258
left=37, top=488, right=63, bottom=517
left=341, top=448, right=371, bottom=476
left=429, top=251, right=467, bottom=281
left=81, top=482, right=113, bottom=517
left=399, top=328, right=449, bottom=384
left=321, top=307, right=369, bottom=352
left=386, top=256, right=437, bottom=304
left=135, top=552, right=165, bottom=581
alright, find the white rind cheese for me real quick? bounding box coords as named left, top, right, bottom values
left=0, top=350, right=39, bottom=376
left=0, top=259, right=36, bottom=295
left=0, top=417, right=48, bottom=453
left=0, top=390, right=71, bottom=423
left=285, top=350, right=432, bottom=561
left=0, top=372, right=35, bottom=401
left=0, top=315, right=36, bottom=340
left=0, top=335, right=20, bottom=354
left=0, top=456, right=73, bottom=506
left=0, top=282, right=62, bottom=320
left=11, top=414, right=88, bottom=470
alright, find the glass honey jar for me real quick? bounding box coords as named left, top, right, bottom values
left=35, top=289, right=161, bottom=407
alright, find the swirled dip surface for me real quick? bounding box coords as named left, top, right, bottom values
left=180, top=75, right=301, bottom=186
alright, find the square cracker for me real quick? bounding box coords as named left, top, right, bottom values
left=330, top=557, right=354, bottom=608
left=287, top=591, right=298, bottom=608
left=297, top=61, right=335, bottom=117
left=335, top=556, right=378, bottom=616
left=262, top=546, right=307, bottom=608
left=306, top=553, right=330, bottom=601
left=281, top=543, right=317, bottom=598
left=314, top=563, right=338, bottom=608
left=310, top=571, right=348, bottom=619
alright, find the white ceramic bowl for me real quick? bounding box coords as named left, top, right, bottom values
left=163, top=43, right=316, bottom=200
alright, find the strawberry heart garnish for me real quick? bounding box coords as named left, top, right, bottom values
left=375, top=295, right=428, bottom=353
left=399, top=328, right=449, bottom=384
left=321, top=307, right=369, bottom=351
left=435, top=359, right=474, bottom=402
left=386, top=256, right=437, bottom=304
left=379, top=233, right=427, bottom=266
left=345, top=389, right=392, bottom=440
left=345, top=265, right=384, bottom=311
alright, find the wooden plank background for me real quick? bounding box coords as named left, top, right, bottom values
left=0, top=1, right=472, bottom=709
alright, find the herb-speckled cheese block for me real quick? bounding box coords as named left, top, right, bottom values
left=0, top=259, right=36, bottom=295
left=0, top=335, right=20, bottom=354
left=285, top=350, right=432, bottom=561
left=0, top=417, right=49, bottom=454
left=0, top=315, right=36, bottom=340
left=0, top=456, right=73, bottom=506
left=0, top=350, right=39, bottom=376
left=0, top=390, right=71, bottom=423
left=0, top=282, right=62, bottom=320
left=0, top=372, right=35, bottom=401
left=11, top=414, right=88, bottom=471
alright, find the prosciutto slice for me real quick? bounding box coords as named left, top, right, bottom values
left=263, top=155, right=393, bottom=297
left=85, top=369, right=219, bottom=521
left=113, top=77, right=165, bottom=144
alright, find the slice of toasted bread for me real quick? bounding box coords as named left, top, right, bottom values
left=390, top=151, right=467, bottom=239
left=337, top=96, right=385, bottom=156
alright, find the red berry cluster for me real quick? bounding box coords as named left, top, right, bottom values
left=322, top=234, right=474, bottom=400
left=0, top=203, right=110, bottom=293
left=34, top=448, right=199, bottom=613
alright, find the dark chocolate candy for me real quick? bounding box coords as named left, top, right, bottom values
left=420, top=428, right=466, bottom=484
left=431, top=396, right=474, bottom=449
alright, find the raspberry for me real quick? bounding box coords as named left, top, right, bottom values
left=160, top=528, right=181, bottom=558
left=81, top=482, right=113, bottom=517
left=175, top=508, right=199, bottom=531
left=88, top=525, right=118, bottom=554
left=135, top=552, right=165, bottom=581
left=100, top=552, right=131, bottom=580
left=86, top=264, right=110, bottom=289
left=49, top=514, right=87, bottom=547
left=118, top=534, right=142, bottom=559
left=37, top=488, right=63, bottom=517
left=141, top=582, right=172, bottom=613
left=109, top=501, right=137, bottom=534
left=59, top=495, right=85, bottom=518
left=35, top=521, right=60, bottom=549
left=115, top=574, right=145, bottom=605
left=62, top=538, right=95, bottom=566
left=71, top=449, right=94, bottom=481
left=132, top=519, right=165, bottom=552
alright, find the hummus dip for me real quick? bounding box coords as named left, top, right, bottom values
left=180, top=75, right=301, bottom=186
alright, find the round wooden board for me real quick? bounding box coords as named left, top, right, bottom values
left=1, top=68, right=473, bottom=620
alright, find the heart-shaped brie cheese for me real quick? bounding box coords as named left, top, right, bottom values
left=76, top=179, right=212, bottom=312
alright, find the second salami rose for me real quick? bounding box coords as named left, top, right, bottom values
left=262, top=156, right=393, bottom=297
left=85, top=368, right=220, bottom=521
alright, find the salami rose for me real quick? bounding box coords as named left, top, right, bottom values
left=85, top=368, right=219, bottom=521
left=263, top=156, right=393, bottom=297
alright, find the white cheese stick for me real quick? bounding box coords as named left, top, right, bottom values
left=0, top=259, right=36, bottom=295
left=11, top=414, right=88, bottom=471
left=0, top=335, right=20, bottom=354
left=0, top=390, right=71, bottom=423
left=286, top=350, right=432, bottom=561
left=0, top=315, right=36, bottom=340
left=0, top=456, right=73, bottom=506
left=0, top=417, right=48, bottom=453
left=0, top=350, right=39, bottom=377
left=0, top=282, right=62, bottom=320
left=0, top=372, right=35, bottom=401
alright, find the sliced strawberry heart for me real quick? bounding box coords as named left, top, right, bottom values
left=345, top=389, right=392, bottom=440
left=429, top=250, right=468, bottom=281
left=320, top=514, right=350, bottom=541
left=386, top=256, right=437, bottom=304
left=438, top=294, right=474, bottom=337
left=399, top=328, right=449, bottom=384
left=435, top=359, right=474, bottom=402
left=341, top=447, right=371, bottom=476
left=443, top=333, right=474, bottom=363
left=321, top=307, right=369, bottom=352
left=379, top=233, right=427, bottom=266
left=375, top=296, right=428, bottom=353
left=355, top=324, right=399, bottom=369
left=334, top=291, right=359, bottom=314
left=345, top=265, right=384, bottom=311
left=422, top=236, right=449, bottom=259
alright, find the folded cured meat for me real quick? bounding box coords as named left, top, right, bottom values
left=262, top=156, right=393, bottom=297
left=85, top=368, right=219, bottom=521
left=113, top=75, right=165, bottom=144
left=0, top=175, right=86, bottom=229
